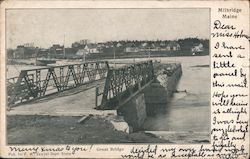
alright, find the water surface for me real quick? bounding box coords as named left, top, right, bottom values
left=144, top=56, right=210, bottom=132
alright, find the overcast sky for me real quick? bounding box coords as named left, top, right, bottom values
left=6, top=9, right=209, bottom=48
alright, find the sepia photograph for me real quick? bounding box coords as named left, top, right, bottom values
left=6, top=8, right=210, bottom=144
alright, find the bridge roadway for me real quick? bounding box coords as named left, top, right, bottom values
left=7, top=79, right=117, bottom=116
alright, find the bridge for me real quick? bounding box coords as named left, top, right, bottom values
left=7, top=60, right=155, bottom=110
left=7, top=60, right=182, bottom=130
left=7, top=61, right=109, bottom=107
left=96, top=60, right=154, bottom=109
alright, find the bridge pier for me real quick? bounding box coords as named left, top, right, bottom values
left=143, top=80, right=168, bottom=116
left=144, top=63, right=182, bottom=116
left=117, top=63, right=182, bottom=131
left=117, top=93, right=147, bottom=131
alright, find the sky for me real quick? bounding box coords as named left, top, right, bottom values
left=6, top=9, right=209, bottom=48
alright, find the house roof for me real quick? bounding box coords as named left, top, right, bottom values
left=125, top=43, right=136, bottom=47
left=193, top=43, right=203, bottom=46
left=147, top=43, right=155, bottom=48
left=154, top=43, right=161, bottom=47
left=160, top=41, right=166, bottom=46
left=76, top=49, right=87, bottom=55
left=167, top=41, right=180, bottom=47
left=40, top=48, right=48, bottom=52
left=52, top=44, right=61, bottom=47
left=85, top=44, right=98, bottom=49
left=116, top=43, right=122, bottom=47
left=141, top=42, right=148, bottom=47
left=105, top=42, right=114, bottom=48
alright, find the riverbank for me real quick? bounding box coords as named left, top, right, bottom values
left=7, top=114, right=210, bottom=144
left=7, top=115, right=210, bottom=144
left=7, top=115, right=170, bottom=144
left=84, top=51, right=209, bottom=61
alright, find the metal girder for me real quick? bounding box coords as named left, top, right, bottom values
left=7, top=61, right=109, bottom=107
left=97, top=60, right=154, bottom=110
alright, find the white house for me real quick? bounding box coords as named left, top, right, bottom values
left=76, top=49, right=88, bottom=56
left=116, top=42, right=123, bottom=47
left=191, top=43, right=204, bottom=53
left=124, top=43, right=139, bottom=53
left=84, top=44, right=100, bottom=54
left=166, top=42, right=181, bottom=51
left=173, top=44, right=181, bottom=51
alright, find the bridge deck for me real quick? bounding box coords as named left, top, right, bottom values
left=7, top=80, right=116, bottom=116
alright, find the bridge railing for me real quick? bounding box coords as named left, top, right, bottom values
left=96, top=60, right=154, bottom=109
left=7, top=61, right=109, bottom=107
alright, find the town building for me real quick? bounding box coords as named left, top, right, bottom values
left=76, top=49, right=88, bottom=56
left=191, top=43, right=204, bottom=53
left=84, top=44, right=100, bottom=54
left=13, top=45, right=38, bottom=59
left=166, top=41, right=181, bottom=51
left=49, top=44, right=64, bottom=58
left=124, top=43, right=139, bottom=53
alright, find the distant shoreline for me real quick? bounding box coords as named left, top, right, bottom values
left=7, top=53, right=210, bottom=66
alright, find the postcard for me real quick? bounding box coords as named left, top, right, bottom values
left=0, top=0, right=249, bottom=158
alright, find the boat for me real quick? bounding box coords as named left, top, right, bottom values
left=36, top=58, right=56, bottom=66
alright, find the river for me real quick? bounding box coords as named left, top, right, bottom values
left=143, top=55, right=210, bottom=133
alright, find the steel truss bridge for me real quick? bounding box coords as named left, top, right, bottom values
left=7, top=61, right=109, bottom=106
left=7, top=60, right=155, bottom=109
left=96, top=60, right=154, bottom=109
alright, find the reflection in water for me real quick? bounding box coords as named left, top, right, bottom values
left=143, top=56, right=210, bottom=132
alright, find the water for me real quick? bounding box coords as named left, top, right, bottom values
left=143, top=55, right=210, bottom=132
left=7, top=65, right=47, bottom=79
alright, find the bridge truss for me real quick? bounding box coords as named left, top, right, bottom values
left=7, top=61, right=109, bottom=106
left=96, top=60, right=155, bottom=109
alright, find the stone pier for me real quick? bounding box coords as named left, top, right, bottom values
left=116, top=63, right=182, bottom=130
left=117, top=93, right=147, bottom=131
left=144, top=63, right=182, bottom=116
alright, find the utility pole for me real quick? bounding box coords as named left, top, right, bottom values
left=149, top=49, right=151, bottom=59
left=82, top=52, right=86, bottom=63
left=35, top=47, right=39, bottom=65
left=113, top=44, right=116, bottom=68
left=148, top=46, right=151, bottom=59
left=63, top=34, right=66, bottom=59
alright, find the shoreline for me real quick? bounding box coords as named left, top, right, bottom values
left=7, top=115, right=209, bottom=144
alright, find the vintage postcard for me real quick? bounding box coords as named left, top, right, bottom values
left=0, top=0, right=249, bottom=158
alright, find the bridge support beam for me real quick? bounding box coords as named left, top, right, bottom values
left=143, top=63, right=182, bottom=116
left=117, top=93, right=147, bottom=131
left=99, top=62, right=182, bottom=131
left=143, top=80, right=169, bottom=116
